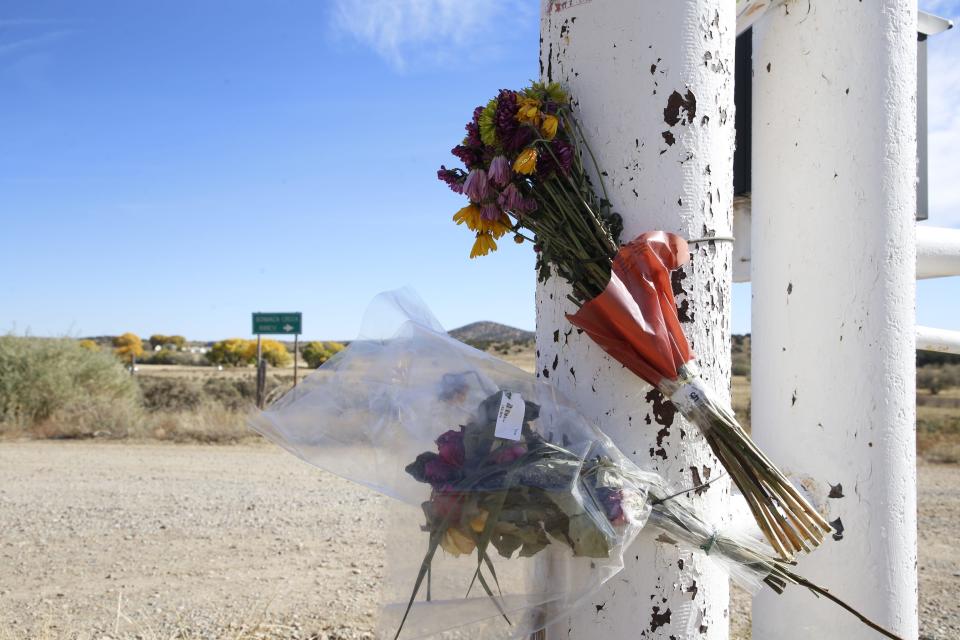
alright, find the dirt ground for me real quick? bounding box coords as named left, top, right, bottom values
left=0, top=442, right=956, bottom=640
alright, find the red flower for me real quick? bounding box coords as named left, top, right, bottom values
left=436, top=429, right=465, bottom=467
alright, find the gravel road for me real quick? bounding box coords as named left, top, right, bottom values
left=0, top=442, right=956, bottom=640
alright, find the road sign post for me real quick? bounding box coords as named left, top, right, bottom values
left=252, top=312, right=303, bottom=407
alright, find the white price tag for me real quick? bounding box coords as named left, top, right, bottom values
left=494, top=392, right=525, bottom=441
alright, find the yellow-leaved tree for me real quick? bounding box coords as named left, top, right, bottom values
left=302, top=341, right=346, bottom=368
left=113, top=333, right=144, bottom=362
left=246, top=339, right=292, bottom=367
left=207, top=338, right=252, bottom=367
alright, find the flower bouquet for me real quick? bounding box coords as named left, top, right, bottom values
left=438, top=82, right=831, bottom=561
left=251, top=290, right=902, bottom=640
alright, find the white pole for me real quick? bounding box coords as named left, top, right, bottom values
left=538, top=2, right=735, bottom=638
left=751, top=2, right=918, bottom=639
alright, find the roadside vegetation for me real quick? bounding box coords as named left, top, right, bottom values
left=0, top=332, right=956, bottom=461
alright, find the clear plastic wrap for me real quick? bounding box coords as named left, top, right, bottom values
left=251, top=290, right=661, bottom=639
left=251, top=290, right=902, bottom=640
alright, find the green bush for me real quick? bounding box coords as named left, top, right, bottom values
left=202, top=377, right=258, bottom=412
left=0, top=336, right=142, bottom=437
left=143, top=349, right=206, bottom=366
left=137, top=377, right=205, bottom=412
left=917, top=364, right=960, bottom=395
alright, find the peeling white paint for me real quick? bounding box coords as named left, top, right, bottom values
left=536, top=1, right=736, bottom=638
left=751, top=2, right=919, bottom=638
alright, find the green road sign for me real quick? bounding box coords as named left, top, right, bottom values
left=252, top=312, right=302, bottom=335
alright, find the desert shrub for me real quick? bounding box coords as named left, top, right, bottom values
left=207, top=338, right=252, bottom=367
left=0, top=336, right=142, bottom=437
left=78, top=339, right=100, bottom=352
left=145, top=404, right=252, bottom=443
left=202, top=377, right=259, bottom=411
left=137, top=377, right=205, bottom=412
left=917, top=364, right=960, bottom=395
left=731, top=353, right=751, bottom=377
left=113, top=333, right=144, bottom=362
left=302, top=341, right=346, bottom=368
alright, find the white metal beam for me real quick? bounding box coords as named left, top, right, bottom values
left=917, top=325, right=960, bottom=354
left=917, top=225, right=960, bottom=279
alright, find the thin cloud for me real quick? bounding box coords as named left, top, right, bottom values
left=0, top=29, right=71, bottom=58
left=330, top=0, right=531, bottom=70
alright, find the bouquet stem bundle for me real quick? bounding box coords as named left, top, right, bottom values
left=647, top=497, right=901, bottom=640
left=439, top=83, right=830, bottom=560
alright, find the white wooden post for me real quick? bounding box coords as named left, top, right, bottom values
left=538, top=2, right=735, bottom=638
left=751, top=2, right=918, bottom=638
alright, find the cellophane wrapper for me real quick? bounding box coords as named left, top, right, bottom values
left=250, top=290, right=662, bottom=639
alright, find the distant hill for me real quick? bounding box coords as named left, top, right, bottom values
left=449, top=321, right=534, bottom=345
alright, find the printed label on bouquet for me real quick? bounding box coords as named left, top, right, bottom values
left=495, top=392, right=525, bottom=441
left=670, top=380, right=708, bottom=415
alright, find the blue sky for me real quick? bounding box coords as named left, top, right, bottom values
left=0, top=1, right=957, bottom=341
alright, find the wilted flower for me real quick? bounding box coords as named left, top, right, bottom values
left=551, top=139, right=574, bottom=174
left=437, top=165, right=465, bottom=194
left=464, top=120, right=482, bottom=147
left=441, top=527, right=476, bottom=556
left=463, top=169, right=489, bottom=202
left=480, top=202, right=501, bottom=221
left=491, top=443, right=526, bottom=465
left=494, top=90, right=521, bottom=149
left=596, top=487, right=627, bottom=525
left=469, top=510, right=489, bottom=534
left=432, top=487, right=465, bottom=521
left=424, top=458, right=461, bottom=486
left=516, top=97, right=541, bottom=125
left=436, top=429, right=465, bottom=467
left=470, top=232, right=497, bottom=259
left=480, top=213, right=512, bottom=239
left=513, top=148, right=537, bottom=175
left=498, top=183, right=524, bottom=212
left=540, top=114, right=559, bottom=140
left=488, top=155, right=512, bottom=187
left=451, top=144, right=483, bottom=170
left=452, top=204, right=482, bottom=231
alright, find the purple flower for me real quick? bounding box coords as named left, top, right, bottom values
left=464, top=121, right=482, bottom=148
left=488, top=156, right=512, bottom=187
left=597, top=487, right=627, bottom=525
left=490, top=443, right=526, bottom=465
left=437, top=165, right=465, bottom=194
left=436, top=429, right=465, bottom=467
left=424, top=458, right=461, bottom=487
left=463, top=169, right=489, bottom=202
left=452, top=145, right=483, bottom=170
left=551, top=139, right=574, bottom=174
left=494, top=90, right=521, bottom=151
left=498, top=183, right=524, bottom=212
left=480, top=202, right=501, bottom=221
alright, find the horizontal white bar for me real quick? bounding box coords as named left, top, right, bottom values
left=917, top=325, right=960, bottom=355
left=918, top=226, right=960, bottom=279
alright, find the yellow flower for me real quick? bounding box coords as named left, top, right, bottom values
left=469, top=510, right=489, bottom=534
left=480, top=213, right=512, bottom=239
left=516, top=97, right=541, bottom=125
left=540, top=114, right=559, bottom=140
left=452, top=204, right=482, bottom=231
left=470, top=232, right=498, bottom=259
left=440, top=527, right=477, bottom=556
left=513, top=148, right=537, bottom=175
